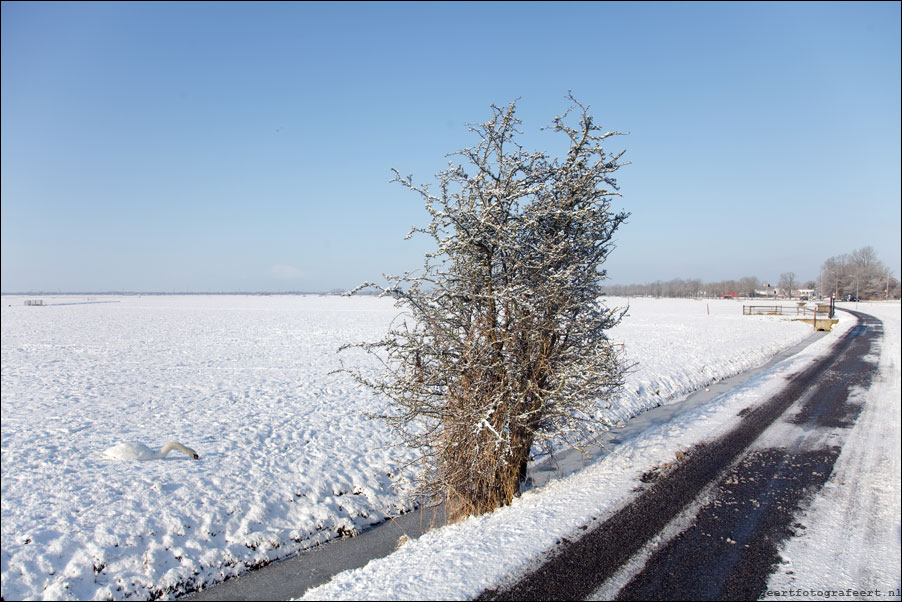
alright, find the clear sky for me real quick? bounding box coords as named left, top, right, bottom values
left=2, top=1, right=900, bottom=293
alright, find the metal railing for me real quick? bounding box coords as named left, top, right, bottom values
left=743, top=304, right=832, bottom=317
left=743, top=302, right=834, bottom=320
left=743, top=305, right=802, bottom=315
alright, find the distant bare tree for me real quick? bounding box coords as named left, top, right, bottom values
left=688, top=279, right=702, bottom=298
left=738, top=276, right=761, bottom=298
left=821, top=247, right=892, bottom=299
left=341, top=95, right=629, bottom=520
left=820, top=254, right=849, bottom=298
left=778, top=272, right=797, bottom=299
left=888, top=276, right=901, bottom=300
left=849, top=246, right=887, bottom=299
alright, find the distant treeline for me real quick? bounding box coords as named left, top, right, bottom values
left=603, top=247, right=900, bottom=300
left=602, top=277, right=771, bottom=299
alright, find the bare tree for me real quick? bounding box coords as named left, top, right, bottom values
left=820, top=254, right=849, bottom=298
left=888, top=276, right=901, bottom=300
left=821, top=247, right=892, bottom=299
left=341, top=95, right=629, bottom=520
left=778, top=272, right=797, bottom=299
left=738, top=276, right=761, bottom=298
left=849, top=246, right=887, bottom=299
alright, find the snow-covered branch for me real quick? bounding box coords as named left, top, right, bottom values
left=340, top=96, right=630, bottom=520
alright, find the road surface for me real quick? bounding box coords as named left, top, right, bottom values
left=481, top=309, right=882, bottom=601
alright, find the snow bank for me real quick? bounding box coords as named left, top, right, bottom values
left=2, top=295, right=817, bottom=600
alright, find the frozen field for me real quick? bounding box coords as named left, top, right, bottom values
left=1, top=294, right=818, bottom=600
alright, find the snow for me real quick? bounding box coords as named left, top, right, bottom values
left=296, top=302, right=900, bottom=601
left=1, top=294, right=879, bottom=601
left=764, top=302, right=901, bottom=599
left=2, top=295, right=417, bottom=601
left=294, top=305, right=861, bottom=601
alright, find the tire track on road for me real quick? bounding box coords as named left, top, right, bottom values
left=481, top=310, right=881, bottom=601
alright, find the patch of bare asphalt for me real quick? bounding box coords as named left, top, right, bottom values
left=787, top=319, right=881, bottom=429
left=615, top=446, right=841, bottom=601
left=479, top=309, right=880, bottom=601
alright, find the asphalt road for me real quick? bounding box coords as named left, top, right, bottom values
left=480, top=309, right=882, bottom=601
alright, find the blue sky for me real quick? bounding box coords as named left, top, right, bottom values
left=2, top=1, right=900, bottom=292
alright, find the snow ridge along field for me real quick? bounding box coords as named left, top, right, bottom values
left=2, top=295, right=816, bottom=600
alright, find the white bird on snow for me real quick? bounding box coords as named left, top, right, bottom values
left=101, top=441, right=199, bottom=461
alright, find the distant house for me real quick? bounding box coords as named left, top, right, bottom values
left=722, top=291, right=738, bottom=299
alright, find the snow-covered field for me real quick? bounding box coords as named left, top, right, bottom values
left=1, top=294, right=838, bottom=600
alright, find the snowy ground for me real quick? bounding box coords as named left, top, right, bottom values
left=764, top=303, right=901, bottom=600
left=298, top=302, right=900, bottom=601
left=1, top=294, right=855, bottom=601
